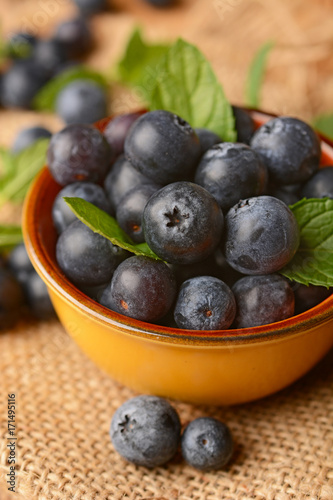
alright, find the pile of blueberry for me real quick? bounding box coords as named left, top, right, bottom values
left=0, top=243, right=55, bottom=330
left=110, top=394, right=233, bottom=470
left=47, top=106, right=333, bottom=331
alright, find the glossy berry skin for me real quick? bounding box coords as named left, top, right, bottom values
left=47, top=124, right=112, bottom=186
left=32, top=39, right=68, bottom=76
left=143, top=182, right=224, bottom=265
left=174, top=276, right=236, bottom=330
left=195, top=143, right=267, bottom=212
left=23, top=272, right=55, bottom=320
left=52, top=181, right=112, bottom=233
left=181, top=417, right=233, bottom=471
left=269, top=183, right=301, bottom=206
left=301, top=166, right=333, bottom=199
left=103, top=111, right=144, bottom=158
left=56, top=220, right=126, bottom=287
left=100, top=255, right=177, bottom=322
left=7, top=243, right=34, bottom=288
left=56, top=80, right=108, bottom=125
left=12, top=126, right=52, bottom=154
left=232, top=105, right=255, bottom=144
left=224, top=196, right=300, bottom=275
left=104, top=155, right=158, bottom=212
left=0, top=60, right=49, bottom=109
left=116, top=183, right=160, bottom=243
left=250, top=117, right=321, bottom=184
left=73, top=0, right=107, bottom=16
left=232, top=274, right=295, bottom=328
left=194, top=128, right=222, bottom=155
left=53, top=17, right=92, bottom=59
left=110, top=395, right=181, bottom=468
left=124, top=110, right=201, bottom=185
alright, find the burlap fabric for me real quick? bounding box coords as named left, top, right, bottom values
left=0, top=0, right=333, bottom=498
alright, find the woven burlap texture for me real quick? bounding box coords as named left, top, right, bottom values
left=0, top=0, right=333, bottom=498
left=0, top=320, right=332, bottom=500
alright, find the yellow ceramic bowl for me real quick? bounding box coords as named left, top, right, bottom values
left=22, top=110, right=333, bottom=406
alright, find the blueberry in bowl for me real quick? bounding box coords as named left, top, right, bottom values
left=22, top=109, right=333, bottom=406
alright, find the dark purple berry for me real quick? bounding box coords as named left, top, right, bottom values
left=100, top=255, right=177, bottom=322
left=300, top=166, right=333, bottom=199
left=232, top=274, right=295, bottom=328
left=224, top=196, right=300, bottom=275
left=250, top=117, right=321, bottom=184
left=47, top=124, right=112, bottom=186
left=181, top=417, right=233, bottom=471
left=232, top=105, right=255, bottom=144
left=12, top=126, right=52, bottom=154
left=174, top=276, right=236, bottom=330
left=194, top=128, right=222, bottom=155
left=124, top=110, right=201, bottom=185
left=103, top=111, right=143, bottom=158
left=110, top=395, right=181, bottom=468
left=293, top=283, right=332, bottom=314
left=53, top=17, right=93, bottom=59
left=143, top=182, right=224, bottom=265
left=195, top=142, right=267, bottom=211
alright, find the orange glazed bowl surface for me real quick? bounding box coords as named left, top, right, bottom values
left=22, top=110, right=333, bottom=405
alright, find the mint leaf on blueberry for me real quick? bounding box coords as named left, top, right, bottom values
left=63, top=197, right=162, bottom=261
left=149, top=38, right=237, bottom=141
left=280, top=198, right=333, bottom=287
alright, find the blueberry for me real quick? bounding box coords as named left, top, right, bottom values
left=195, top=143, right=267, bottom=211
left=269, top=183, right=301, bottom=206
left=7, top=32, right=37, bottom=59
left=110, top=395, right=181, bottom=468
left=0, top=59, right=49, bottom=109
left=124, top=110, right=201, bottom=185
left=56, top=80, right=108, bottom=125
left=116, top=184, right=160, bottom=243
left=8, top=243, right=34, bottom=284
left=100, top=255, right=177, bottom=322
left=174, top=276, right=236, bottom=330
left=32, top=39, right=68, bottom=76
left=300, top=166, right=333, bottom=199
left=12, top=126, right=52, bottom=154
left=232, top=274, right=295, bottom=328
left=47, top=124, right=112, bottom=186
left=143, top=0, right=174, bottom=6
left=181, top=417, right=233, bottom=471
left=224, top=196, right=300, bottom=275
left=103, top=111, right=143, bottom=158
left=73, top=0, right=107, bottom=16
left=293, top=283, right=332, bottom=314
left=53, top=17, right=92, bottom=59
left=56, top=220, right=126, bottom=287
left=23, top=272, right=55, bottom=320
left=52, top=181, right=112, bottom=233
left=194, top=128, right=222, bottom=155
left=250, top=116, right=321, bottom=184
left=232, top=105, right=255, bottom=144
left=104, top=155, right=160, bottom=212
left=143, top=182, right=224, bottom=265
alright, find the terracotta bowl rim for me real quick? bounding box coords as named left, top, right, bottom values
left=22, top=109, right=333, bottom=346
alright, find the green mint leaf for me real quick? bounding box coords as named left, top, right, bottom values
left=0, top=147, right=16, bottom=176
left=312, top=113, right=333, bottom=141
left=280, top=198, right=333, bottom=287
left=0, top=224, right=23, bottom=251
left=149, top=38, right=236, bottom=141
left=0, top=138, right=49, bottom=206
left=245, top=40, right=274, bottom=109
left=33, top=65, right=108, bottom=112
left=63, top=197, right=162, bottom=261
left=116, top=28, right=170, bottom=101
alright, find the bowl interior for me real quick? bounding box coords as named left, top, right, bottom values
left=23, top=110, right=333, bottom=345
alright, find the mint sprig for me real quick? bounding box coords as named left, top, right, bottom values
left=0, top=225, right=23, bottom=251
left=116, top=28, right=170, bottom=102
left=64, top=197, right=162, bottom=261
left=149, top=39, right=236, bottom=141
left=0, top=138, right=50, bottom=206
left=245, top=40, right=274, bottom=109
left=280, top=198, right=333, bottom=288
left=33, top=66, right=108, bottom=112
